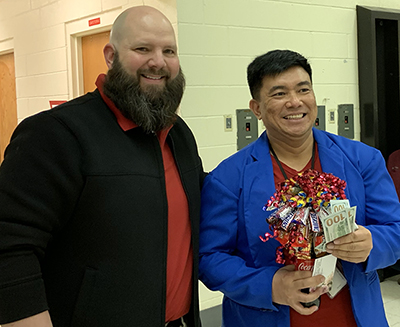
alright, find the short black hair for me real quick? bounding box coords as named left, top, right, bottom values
left=247, top=50, right=312, bottom=100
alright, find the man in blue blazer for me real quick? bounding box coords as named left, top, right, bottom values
left=199, top=50, right=400, bottom=326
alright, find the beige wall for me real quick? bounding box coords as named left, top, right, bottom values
left=177, top=0, right=400, bottom=173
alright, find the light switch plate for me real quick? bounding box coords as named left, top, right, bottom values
left=224, top=115, right=233, bottom=131
left=328, top=110, right=335, bottom=124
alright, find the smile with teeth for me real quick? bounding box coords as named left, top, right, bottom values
left=284, top=113, right=305, bottom=119
left=142, top=74, right=164, bottom=80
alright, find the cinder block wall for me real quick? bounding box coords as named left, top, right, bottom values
left=176, top=0, right=400, bottom=310
left=177, top=0, right=400, bottom=173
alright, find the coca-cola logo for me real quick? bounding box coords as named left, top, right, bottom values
left=297, top=262, right=314, bottom=271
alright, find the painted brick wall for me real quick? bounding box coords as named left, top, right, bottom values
left=177, top=0, right=400, bottom=173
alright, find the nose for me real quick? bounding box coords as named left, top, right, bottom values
left=285, top=92, right=302, bottom=108
left=148, top=50, right=167, bottom=70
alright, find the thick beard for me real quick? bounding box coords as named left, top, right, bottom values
left=103, top=52, right=185, bottom=133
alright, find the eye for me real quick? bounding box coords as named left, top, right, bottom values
left=272, top=91, right=286, bottom=97
left=299, top=87, right=311, bottom=94
left=135, top=47, right=149, bottom=53
left=163, top=48, right=176, bottom=56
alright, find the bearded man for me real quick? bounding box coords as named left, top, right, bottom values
left=0, top=6, right=204, bottom=327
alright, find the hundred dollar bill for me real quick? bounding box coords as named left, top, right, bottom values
left=329, top=199, right=350, bottom=214
left=320, top=206, right=357, bottom=243
left=329, top=199, right=358, bottom=231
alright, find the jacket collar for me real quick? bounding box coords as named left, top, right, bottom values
left=249, top=128, right=350, bottom=198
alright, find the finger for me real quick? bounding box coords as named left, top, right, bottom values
left=327, top=238, right=371, bottom=253
left=298, top=275, right=325, bottom=289
left=328, top=247, right=370, bottom=263
left=332, top=232, right=358, bottom=245
left=327, top=241, right=358, bottom=252
left=292, top=270, right=314, bottom=281
left=291, top=302, right=319, bottom=315
left=333, top=226, right=370, bottom=245
left=304, top=282, right=327, bottom=296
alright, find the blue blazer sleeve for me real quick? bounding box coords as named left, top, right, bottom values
left=199, top=134, right=284, bottom=311
left=315, top=129, right=400, bottom=272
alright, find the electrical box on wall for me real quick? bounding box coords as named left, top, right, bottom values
left=314, top=105, right=326, bottom=131
left=236, top=109, right=258, bottom=150
left=337, top=104, right=354, bottom=139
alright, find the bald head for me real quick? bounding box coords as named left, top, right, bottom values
left=103, top=4, right=180, bottom=94
left=110, top=6, right=176, bottom=49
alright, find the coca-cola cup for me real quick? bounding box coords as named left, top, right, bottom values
left=295, top=258, right=314, bottom=272
left=295, top=258, right=320, bottom=308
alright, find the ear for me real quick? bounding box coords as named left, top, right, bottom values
left=249, top=99, right=262, bottom=120
left=103, top=43, right=115, bottom=69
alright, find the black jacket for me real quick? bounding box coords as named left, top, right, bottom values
left=0, top=90, right=204, bottom=326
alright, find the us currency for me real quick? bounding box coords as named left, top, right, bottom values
left=330, top=199, right=358, bottom=231
left=320, top=206, right=357, bottom=243
left=329, top=199, right=350, bottom=213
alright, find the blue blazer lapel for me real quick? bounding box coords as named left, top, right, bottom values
left=246, top=132, right=277, bottom=197
left=241, top=133, right=281, bottom=264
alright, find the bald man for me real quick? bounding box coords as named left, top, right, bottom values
left=0, top=6, right=204, bottom=327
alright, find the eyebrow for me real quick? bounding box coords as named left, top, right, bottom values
left=268, top=80, right=312, bottom=94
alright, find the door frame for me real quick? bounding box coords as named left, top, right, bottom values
left=0, top=49, right=18, bottom=162
left=357, top=5, right=400, bottom=159
left=65, top=9, right=121, bottom=99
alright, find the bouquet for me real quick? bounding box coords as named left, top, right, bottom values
left=260, top=169, right=348, bottom=270
left=260, top=169, right=353, bottom=306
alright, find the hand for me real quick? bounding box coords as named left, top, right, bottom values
left=2, top=311, right=53, bottom=327
left=326, top=225, right=372, bottom=263
left=272, top=265, right=326, bottom=315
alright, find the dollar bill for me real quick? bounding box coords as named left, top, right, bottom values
left=329, top=199, right=350, bottom=214
left=329, top=199, right=358, bottom=231
left=320, top=206, right=357, bottom=243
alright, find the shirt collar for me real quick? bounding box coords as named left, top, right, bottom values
left=95, top=74, right=137, bottom=131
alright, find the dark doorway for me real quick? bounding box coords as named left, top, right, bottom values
left=357, top=6, right=400, bottom=160
left=358, top=6, right=400, bottom=279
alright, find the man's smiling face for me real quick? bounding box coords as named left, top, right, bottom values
left=250, top=65, right=318, bottom=142
left=116, top=12, right=180, bottom=93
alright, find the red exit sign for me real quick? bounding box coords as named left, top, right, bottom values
left=89, top=17, right=101, bottom=26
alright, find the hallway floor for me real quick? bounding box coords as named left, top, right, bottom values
left=381, top=274, right=400, bottom=327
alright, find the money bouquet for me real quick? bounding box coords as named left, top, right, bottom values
left=260, top=169, right=357, bottom=275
